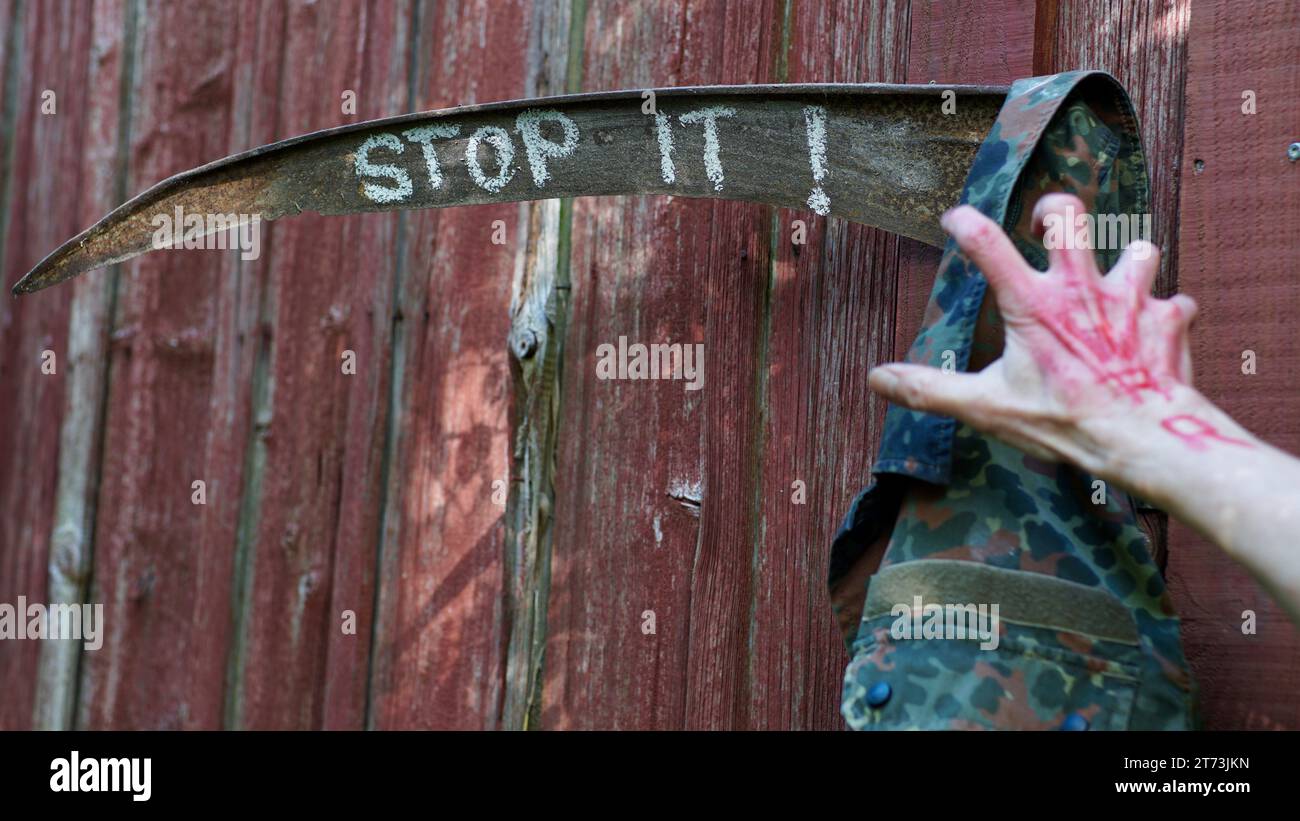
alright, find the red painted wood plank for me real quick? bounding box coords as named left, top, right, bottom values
left=907, top=0, right=1036, bottom=87
left=543, top=0, right=785, bottom=730
left=0, top=0, right=98, bottom=730
left=77, top=0, right=258, bottom=730
left=175, top=0, right=304, bottom=732
left=1166, top=0, right=1300, bottom=731
left=229, top=0, right=412, bottom=731
left=744, top=0, right=910, bottom=731
left=33, top=0, right=130, bottom=731
left=366, top=0, right=563, bottom=730
left=675, top=0, right=790, bottom=733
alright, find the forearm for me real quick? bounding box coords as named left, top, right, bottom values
left=1096, top=387, right=1300, bottom=619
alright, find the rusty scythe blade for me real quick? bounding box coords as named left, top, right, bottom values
left=11, top=83, right=1007, bottom=296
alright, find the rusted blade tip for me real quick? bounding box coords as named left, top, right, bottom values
left=12, top=273, right=43, bottom=296
left=11, top=249, right=72, bottom=296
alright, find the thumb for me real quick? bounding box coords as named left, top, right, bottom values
left=869, top=363, right=987, bottom=420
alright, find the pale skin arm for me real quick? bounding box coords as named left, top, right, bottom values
left=869, top=194, right=1300, bottom=623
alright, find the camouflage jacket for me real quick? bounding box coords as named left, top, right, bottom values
left=829, top=72, right=1198, bottom=730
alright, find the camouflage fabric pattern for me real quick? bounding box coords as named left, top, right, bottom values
left=844, top=619, right=1148, bottom=731
left=841, top=427, right=1195, bottom=730
left=832, top=72, right=1197, bottom=730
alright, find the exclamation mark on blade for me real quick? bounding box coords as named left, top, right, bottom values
left=804, top=105, right=830, bottom=215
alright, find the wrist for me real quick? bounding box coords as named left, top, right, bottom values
left=1086, top=385, right=1244, bottom=510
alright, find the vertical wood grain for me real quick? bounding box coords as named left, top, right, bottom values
left=0, top=0, right=19, bottom=270
left=76, top=0, right=251, bottom=730
left=33, top=0, right=129, bottom=730
left=367, top=0, right=570, bottom=730
left=908, top=0, right=1037, bottom=88
left=543, top=0, right=784, bottom=730
left=1166, top=0, right=1300, bottom=731
left=743, top=0, right=910, bottom=731
left=0, top=0, right=88, bottom=730
left=676, top=0, right=790, bottom=732
left=545, top=0, right=919, bottom=730
left=228, top=0, right=413, bottom=731
left=498, top=0, right=578, bottom=730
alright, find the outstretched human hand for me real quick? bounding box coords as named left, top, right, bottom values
left=870, top=193, right=1300, bottom=622
left=870, top=193, right=1209, bottom=477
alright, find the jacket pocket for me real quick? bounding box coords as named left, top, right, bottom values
left=841, top=560, right=1143, bottom=731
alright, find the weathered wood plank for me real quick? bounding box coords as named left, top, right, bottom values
left=0, top=0, right=17, bottom=242
left=744, top=0, right=910, bottom=731
left=76, top=0, right=252, bottom=729
left=367, top=0, right=569, bottom=730
left=1166, top=0, right=1300, bottom=730
left=498, top=0, right=577, bottom=730
left=0, top=0, right=88, bottom=730
left=543, top=0, right=783, bottom=730
left=675, top=0, right=788, bottom=733
left=185, top=0, right=292, bottom=732
left=908, top=0, right=1036, bottom=91
left=33, top=0, right=129, bottom=731
left=228, top=0, right=413, bottom=731
left=544, top=0, right=1024, bottom=731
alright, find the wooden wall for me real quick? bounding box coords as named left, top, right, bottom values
left=0, top=0, right=1295, bottom=730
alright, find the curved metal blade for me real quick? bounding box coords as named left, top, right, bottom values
left=11, top=83, right=1006, bottom=296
